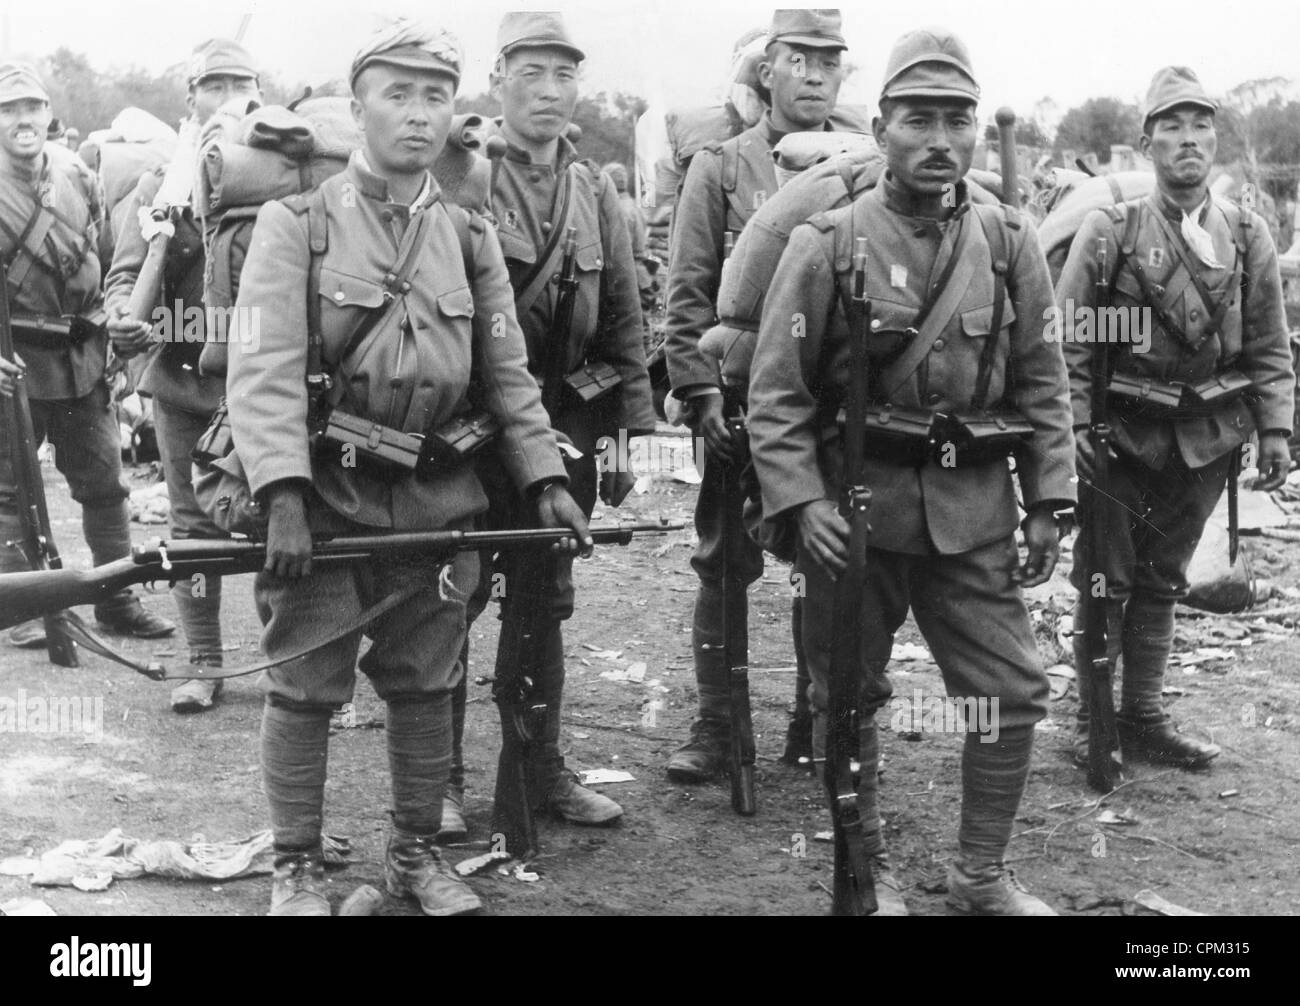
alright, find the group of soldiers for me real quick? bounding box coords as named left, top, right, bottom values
left=0, top=7, right=1294, bottom=917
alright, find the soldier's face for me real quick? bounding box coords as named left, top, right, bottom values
left=873, top=99, right=976, bottom=197
left=187, top=74, right=260, bottom=125
left=1141, top=107, right=1216, bottom=191
left=0, top=97, right=51, bottom=162
left=494, top=48, right=580, bottom=144
left=351, top=64, right=455, bottom=176
left=759, top=42, right=844, bottom=131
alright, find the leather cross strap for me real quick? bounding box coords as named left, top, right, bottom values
left=512, top=165, right=577, bottom=320
left=1148, top=208, right=1242, bottom=348
left=879, top=212, right=978, bottom=399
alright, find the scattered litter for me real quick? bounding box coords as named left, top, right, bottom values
left=1046, top=663, right=1074, bottom=700
left=577, top=769, right=635, bottom=786
left=599, top=662, right=646, bottom=683
left=1218, top=789, right=1240, bottom=799
left=71, top=872, right=113, bottom=892
left=502, top=863, right=540, bottom=883
left=339, top=884, right=385, bottom=916
left=128, top=481, right=170, bottom=524
left=890, top=642, right=932, bottom=662
left=812, top=831, right=834, bottom=843
left=454, top=850, right=512, bottom=877
left=570, top=731, right=590, bottom=740
left=1094, top=810, right=1140, bottom=827
left=633, top=475, right=652, bottom=494
left=1132, top=889, right=1207, bottom=917
left=670, top=467, right=702, bottom=485
left=1, top=828, right=351, bottom=889
left=0, top=897, right=57, bottom=917
left=1173, top=647, right=1236, bottom=667
left=582, top=646, right=623, bottom=661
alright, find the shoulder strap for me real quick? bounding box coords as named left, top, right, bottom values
left=512, top=164, right=578, bottom=319
left=879, top=211, right=980, bottom=399
left=301, top=188, right=331, bottom=396
left=720, top=139, right=740, bottom=194
left=970, top=204, right=1013, bottom=410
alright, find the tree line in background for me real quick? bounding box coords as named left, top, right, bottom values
left=34, top=48, right=1300, bottom=204
left=36, top=47, right=646, bottom=174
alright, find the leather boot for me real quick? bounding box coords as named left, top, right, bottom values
left=385, top=829, right=481, bottom=916
left=545, top=771, right=623, bottom=825
left=269, top=848, right=330, bottom=917
left=1117, top=591, right=1220, bottom=768
left=667, top=581, right=735, bottom=782
left=946, top=861, right=1057, bottom=916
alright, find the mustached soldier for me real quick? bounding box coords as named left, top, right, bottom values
left=441, top=11, right=656, bottom=842
left=104, top=38, right=263, bottom=713
left=224, top=20, right=591, bottom=915
left=665, top=8, right=849, bottom=784
left=747, top=27, right=1076, bottom=914
left=1056, top=67, right=1294, bottom=772
left=0, top=64, right=174, bottom=645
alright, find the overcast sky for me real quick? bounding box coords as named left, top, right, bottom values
left=5, top=0, right=1299, bottom=120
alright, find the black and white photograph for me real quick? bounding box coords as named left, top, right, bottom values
left=0, top=0, right=1295, bottom=942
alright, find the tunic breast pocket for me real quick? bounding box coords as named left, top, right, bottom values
left=866, top=296, right=922, bottom=364
left=958, top=301, right=1018, bottom=396
left=569, top=241, right=605, bottom=355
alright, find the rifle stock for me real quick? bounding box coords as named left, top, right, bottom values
left=0, top=522, right=682, bottom=633
left=825, top=237, right=878, bottom=915
left=0, top=267, right=78, bottom=665
left=1084, top=237, right=1120, bottom=793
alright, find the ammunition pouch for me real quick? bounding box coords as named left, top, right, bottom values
left=314, top=408, right=500, bottom=481
left=563, top=360, right=622, bottom=404
left=190, top=400, right=266, bottom=538
left=860, top=405, right=939, bottom=467
left=1107, top=368, right=1251, bottom=420
left=838, top=404, right=1032, bottom=467
left=943, top=410, right=1035, bottom=467
left=10, top=309, right=108, bottom=348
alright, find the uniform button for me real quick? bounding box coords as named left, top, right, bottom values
left=932, top=338, right=945, bottom=351
left=927, top=393, right=942, bottom=406
left=870, top=319, right=881, bottom=330
left=541, top=221, right=552, bottom=234
left=334, top=291, right=345, bottom=301
left=1189, top=308, right=1200, bottom=321
left=528, top=171, right=543, bottom=183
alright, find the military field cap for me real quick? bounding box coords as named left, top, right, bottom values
left=0, top=63, right=50, bottom=104
left=188, top=38, right=258, bottom=85
left=1142, top=66, right=1217, bottom=124
left=880, top=26, right=979, bottom=102
left=768, top=8, right=847, bottom=50
left=497, top=11, right=585, bottom=63
left=350, top=18, right=464, bottom=92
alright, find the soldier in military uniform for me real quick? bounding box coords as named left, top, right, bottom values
left=104, top=38, right=262, bottom=713
left=0, top=63, right=174, bottom=646
left=223, top=21, right=591, bottom=915
left=1057, top=67, right=1294, bottom=772
left=444, top=11, right=656, bottom=841
left=664, top=9, right=848, bottom=781
left=747, top=28, right=1076, bottom=915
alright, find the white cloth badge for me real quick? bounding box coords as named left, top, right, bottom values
left=890, top=264, right=908, bottom=288
left=1181, top=198, right=1222, bottom=269
left=1148, top=247, right=1164, bottom=269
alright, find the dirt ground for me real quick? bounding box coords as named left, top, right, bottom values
left=2, top=446, right=1299, bottom=917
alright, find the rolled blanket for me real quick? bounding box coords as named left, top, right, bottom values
left=772, top=131, right=877, bottom=187
left=237, top=104, right=316, bottom=158
left=201, top=143, right=344, bottom=213
left=1037, top=170, right=1156, bottom=264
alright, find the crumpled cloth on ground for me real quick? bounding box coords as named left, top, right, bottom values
left=0, top=828, right=350, bottom=888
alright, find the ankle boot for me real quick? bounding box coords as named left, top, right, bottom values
left=269, top=848, right=330, bottom=916
left=385, top=829, right=481, bottom=916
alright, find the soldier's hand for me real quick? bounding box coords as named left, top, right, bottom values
left=796, top=499, right=850, bottom=579
left=1012, top=510, right=1060, bottom=588
left=600, top=467, right=637, bottom=508
left=265, top=486, right=314, bottom=579
left=0, top=355, right=23, bottom=399
left=536, top=483, right=594, bottom=558
left=1252, top=433, right=1293, bottom=492
left=107, top=304, right=154, bottom=358
left=1073, top=430, right=1095, bottom=486
left=693, top=395, right=739, bottom=465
